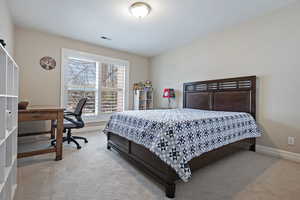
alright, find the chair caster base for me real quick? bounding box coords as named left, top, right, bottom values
left=51, top=132, right=88, bottom=150
left=107, top=144, right=111, bottom=150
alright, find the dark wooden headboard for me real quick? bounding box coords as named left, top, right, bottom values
left=183, top=76, right=256, bottom=119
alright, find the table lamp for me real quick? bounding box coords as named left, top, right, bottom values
left=163, top=88, right=175, bottom=108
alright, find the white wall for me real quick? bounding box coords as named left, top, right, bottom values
left=15, top=26, right=149, bottom=132
left=0, top=0, right=14, bottom=55
left=150, top=3, right=300, bottom=153
left=15, top=26, right=149, bottom=109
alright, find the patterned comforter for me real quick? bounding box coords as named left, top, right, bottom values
left=104, top=109, right=261, bottom=182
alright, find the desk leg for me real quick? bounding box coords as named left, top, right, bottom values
left=55, top=111, right=64, bottom=161
left=50, top=120, right=55, bottom=139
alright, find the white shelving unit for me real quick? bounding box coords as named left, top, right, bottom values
left=133, top=88, right=153, bottom=110
left=0, top=45, right=18, bottom=200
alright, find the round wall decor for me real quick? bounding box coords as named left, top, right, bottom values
left=40, top=56, right=56, bottom=70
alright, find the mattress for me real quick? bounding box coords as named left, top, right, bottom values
left=104, top=109, right=261, bottom=181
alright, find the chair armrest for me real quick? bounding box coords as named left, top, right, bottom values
left=64, top=116, right=77, bottom=125
left=64, top=111, right=76, bottom=116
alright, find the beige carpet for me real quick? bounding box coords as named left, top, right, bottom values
left=15, top=130, right=300, bottom=200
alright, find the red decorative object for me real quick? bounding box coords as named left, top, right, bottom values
left=163, top=88, right=175, bottom=109
left=163, top=88, right=175, bottom=98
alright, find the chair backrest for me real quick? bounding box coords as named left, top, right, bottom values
left=74, top=98, right=88, bottom=117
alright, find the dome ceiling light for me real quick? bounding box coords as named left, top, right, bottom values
left=129, top=2, right=151, bottom=18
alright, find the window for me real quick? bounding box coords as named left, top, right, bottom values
left=61, top=49, right=129, bottom=121
left=65, top=58, right=98, bottom=115
left=100, top=63, right=126, bottom=113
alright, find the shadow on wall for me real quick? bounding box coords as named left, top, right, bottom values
left=256, top=76, right=300, bottom=153
left=258, top=118, right=300, bottom=152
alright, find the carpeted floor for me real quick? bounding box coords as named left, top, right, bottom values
left=15, top=130, right=300, bottom=200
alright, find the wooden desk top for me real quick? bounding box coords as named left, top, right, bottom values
left=18, top=106, right=64, bottom=113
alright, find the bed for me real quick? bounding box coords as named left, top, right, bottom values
left=104, top=76, right=261, bottom=198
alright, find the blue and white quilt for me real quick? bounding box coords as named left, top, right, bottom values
left=104, top=109, right=261, bottom=182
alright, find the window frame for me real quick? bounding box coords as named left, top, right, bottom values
left=61, top=48, right=130, bottom=122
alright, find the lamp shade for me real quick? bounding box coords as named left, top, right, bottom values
left=163, top=88, right=175, bottom=98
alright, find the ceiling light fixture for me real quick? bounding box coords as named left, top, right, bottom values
left=129, top=2, right=151, bottom=18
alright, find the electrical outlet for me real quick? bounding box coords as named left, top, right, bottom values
left=288, top=136, right=295, bottom=145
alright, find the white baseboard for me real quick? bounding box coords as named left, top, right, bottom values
left=256, top=145, right=300, bottom=163
left=73, top=125, right=105, bottom=133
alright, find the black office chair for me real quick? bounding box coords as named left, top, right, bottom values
left=51, top=98, right=88, bottom=149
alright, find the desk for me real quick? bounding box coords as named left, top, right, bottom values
left=18, top=107, right=64, bottom=161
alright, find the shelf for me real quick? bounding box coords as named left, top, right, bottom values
left=0, top=45, right=19, bottom=68
left=7, top=126, right=17, bottom=139
left=0, top=97, right=6, bottom=141
left=0, top=44, right=18, bottom=200
left=0, top=143, right=5, bottom=184
left=0, top=48, right=6, bottom=95
left=11, top=184, right=17, bottom=200
left=0, top=126, right=17, bottom=147
left=134, top=88, right=153, bottom=110
left=0, top=156, right=17, bottom=197
left=6, top=58, right=14, bottom=96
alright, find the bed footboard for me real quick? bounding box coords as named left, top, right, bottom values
left=107, top=132, right=177, bottom=198
left=106, top=132, right=256, bottom=198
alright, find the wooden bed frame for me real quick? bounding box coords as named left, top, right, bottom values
left=106, top=76, right=257, bottom=198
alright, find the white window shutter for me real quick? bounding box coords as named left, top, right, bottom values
left=100, top=63, right=126, bottom=113
left=65, top=58, right=98, bottom=115
left=62, top=49, right=128, bottom=122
